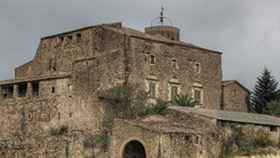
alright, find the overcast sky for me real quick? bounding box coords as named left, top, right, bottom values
left=0, top=0, right=280, bottom=90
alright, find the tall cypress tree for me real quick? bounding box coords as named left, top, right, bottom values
left=250, top=68, right=279, bottom=113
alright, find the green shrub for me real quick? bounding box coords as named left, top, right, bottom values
left=224, top=127, right=278, bottom=156
left=83, top=133, right=109, bottom=151
left=264, top=101, right=280, bottom=117
left=172, top=95, right=196, bottom=107
left=254, top=132, right=276, bottom=148
left=98, top=83, right=148, bottom=120
left=141, top=100, right=169, bottom=116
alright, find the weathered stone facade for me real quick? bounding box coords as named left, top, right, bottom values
left=0, top=22, right=273, bottom=158
left=222, top=80, right=250, bottom=112
left=111, top=114, right=223, bottom=158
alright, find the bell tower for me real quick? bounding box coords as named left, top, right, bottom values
left=145, top=6, right=180, bottom=41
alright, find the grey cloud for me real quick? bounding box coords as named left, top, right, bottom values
left=1, top=0, right=280, bottom=90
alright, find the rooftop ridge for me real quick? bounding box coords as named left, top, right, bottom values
left=169, top=106, right=280, bottom=127
left=40, top=22, right=122, bottom=40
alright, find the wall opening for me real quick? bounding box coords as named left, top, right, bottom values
left=17, top=82, right=27, bottom=97
left=150, top=55, right=156, bottom=65
left=270, top=126, right=277, bottom=132
left=67, top=35, right=73, bottom=40
left=123, top=140, right=146, bottom=158
left=76, top=33, right=82, bottom=40
left=51, top=87, right=56, bottom=93
left=32, top=82, right=39, bottom=96
left=147, top=80, right=157, bottom=98
left=1, top=84, right=13, bottom=99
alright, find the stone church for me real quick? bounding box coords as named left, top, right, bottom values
left=0, top=15, right=280, bottom=157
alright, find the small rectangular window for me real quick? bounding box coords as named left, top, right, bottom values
left=150, top=55, right=156, bottom=65
left=148, top=81, right=156, bottom=98
left=172, top=59, right=178, bottom=69
left=59, top=36, right=64, bottom=41
left=76, top=33, right=82, bottom=39
left=194, top=62, right=201, bottom=73
left=51, top=87, right=55, bottom=93
left=67, top=35, right=73, bottom=40
left=195, top=136, right=200, bottom=145
left=48, top=59, right=52, bottom=71
left=270, top=126, right=277, bottom=132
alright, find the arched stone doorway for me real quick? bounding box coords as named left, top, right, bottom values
left=123, top=140, right=147, bottom=158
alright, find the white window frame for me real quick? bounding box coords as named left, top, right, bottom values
left=146, top=79, right=158, bottom=98
left=168, top=83, right=181, bottom=101
left=150, top=54, right=156, bottom=65
left=192, top=83, right=204, bottom=106
left=193, top=62, right=201, bottom=73
left=171, top=58, right=179, bottom=69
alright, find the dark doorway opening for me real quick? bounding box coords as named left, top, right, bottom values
left=17, top=82, right=27, bottom=97
left=32, top=82, right=39, bottom=96
left=123, top=140, right=146, bottom=158
left=1, top=84, right=14, bottom=99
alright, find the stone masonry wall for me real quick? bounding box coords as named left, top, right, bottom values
left=220, top=121, right=280, bottom=157
left=0, top=78, right=92, bottom=157
left=128, top=37, right=223, bottom=109
left=111, top=120, right=206, bottom=158
left=30, top=24, right=124, bottom=78
left=15, top=61, right=32, bottom=79
left=0, top=79, right=70, bottom=137
left=167, top=110, right=224, bottom=158
left=0, top=22, right=227, bottom=157
left=223, top=82, right=249, bottom=112
left=221, top=121, right=280, bottom=144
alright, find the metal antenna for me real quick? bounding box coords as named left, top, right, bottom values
left=160, top=5, right=164, bottom=25
left=151, top=1, right=173, bottom=26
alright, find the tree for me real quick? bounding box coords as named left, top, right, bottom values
left=142, top=99, right=169, bottom=116
left=98, top=83, right=148, bottom=120
left=250, top=68, right=279, bottom=113
left=97, top=83, right=149, bottom=151
left=263, top=101, right=280, bottom=117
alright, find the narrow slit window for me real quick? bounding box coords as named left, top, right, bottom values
left=69, top=112, right=73, bottom=118
left=194, top=62, right=201, bottom=73
left=58, top=112, right=61, bottom=120
left=48, top=59, right=52, bottom=71
left=172, top=58, right=178, bottom=69
left=51, top=87, right=55, bottom=93
left=150, top=55, right=156, bottom=65
left=195, top=136, right=200, bottom=144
